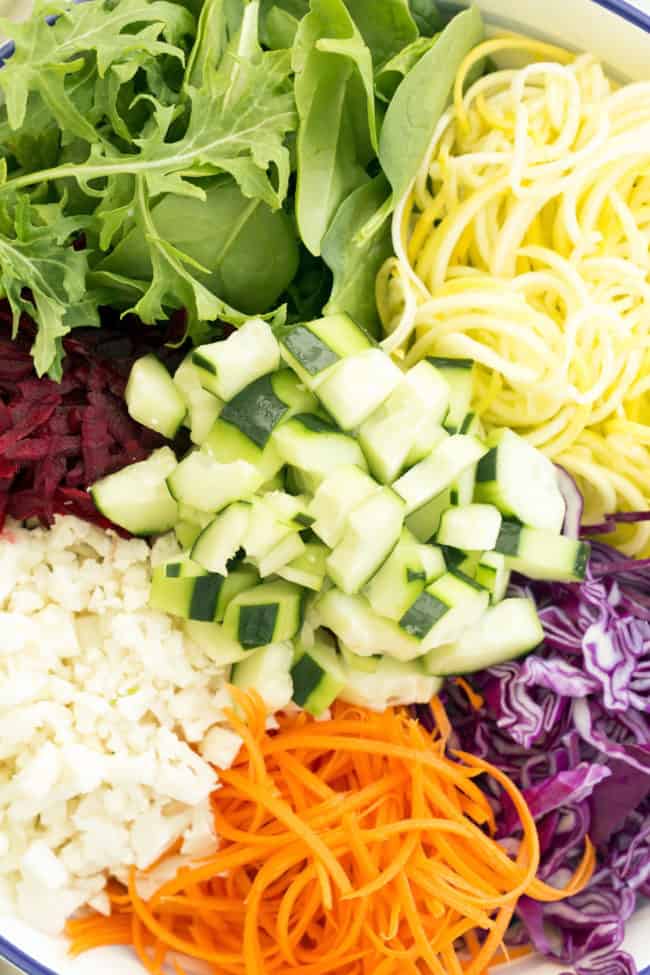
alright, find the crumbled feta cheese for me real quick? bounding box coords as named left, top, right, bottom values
left=0, top=516, right=238, bottom=933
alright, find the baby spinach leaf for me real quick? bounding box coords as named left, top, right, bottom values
left=99, top=178, right=299, bottom=314
left=259, top=0, right=308, bottom=49
left=409, top=0, right=443, bottom=36
left=0, top=196, right=88, bottom=378
left=358, top=5, right=483, bottom=243
left=380, top=6, right=483, bottom=204
left=263, top=7, right=301, bottom=50
left=375, top=35, right=436, bottom=102
left=284, top=246, right=332, bottom=323
left=293, top=0, right=377, bottom=256
left=322, top=173, right=393, bottom=337
left=343, top=0, right=418, bottom=68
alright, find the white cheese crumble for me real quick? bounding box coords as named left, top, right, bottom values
left=0, top=516, right=242, bottom=935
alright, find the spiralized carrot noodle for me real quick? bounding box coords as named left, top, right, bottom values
left=67, top=692, right=595, bottom=975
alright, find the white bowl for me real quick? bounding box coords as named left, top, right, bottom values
left=0, top=1, right=649, bottom=973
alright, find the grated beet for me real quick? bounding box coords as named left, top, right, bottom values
left=0, top=301, right=188, bottom=535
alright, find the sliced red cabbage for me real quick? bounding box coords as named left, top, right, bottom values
left=432, top=537, right=650, bottom=975
left=556, top=465, right=584, bottom=540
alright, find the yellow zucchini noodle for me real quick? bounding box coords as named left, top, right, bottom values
left=377, top=35, right=650, bottom=556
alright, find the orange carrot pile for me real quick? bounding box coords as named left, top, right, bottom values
left=67, top=690, right=595, bottom=975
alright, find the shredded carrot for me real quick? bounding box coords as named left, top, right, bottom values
left=454, top=677, right=485, bottom=712
left=66, top=695, right=594, bottom=975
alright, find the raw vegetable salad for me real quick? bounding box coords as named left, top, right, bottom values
left=0, top=1, right=648, bottom=974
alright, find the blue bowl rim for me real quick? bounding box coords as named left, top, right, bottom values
left=0, top=0, right=649, bottom=971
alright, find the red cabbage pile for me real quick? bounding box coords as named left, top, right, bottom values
left=0, top=301, right=186, bottom=533
left=439, top=543, right=650, bottom=975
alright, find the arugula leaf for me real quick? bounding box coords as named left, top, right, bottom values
left=0, top=196, right=88, bottom=378
left=343, top=0, right=418, bottom=68
left=99, top=178, right=299, bottom=314
left=292, top=0, right=377, bottom=256
left=322, top=174, right=392, bottom=337
left=0, top=0, right=193, bottom=138
left=375, top=35, right=436, bottom=102
left=409, top=0, right=443, bottom=36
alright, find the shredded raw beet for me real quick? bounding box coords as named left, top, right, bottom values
left=0, top=301, right=188, bottom=534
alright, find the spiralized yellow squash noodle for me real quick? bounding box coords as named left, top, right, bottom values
left=377, top=35, right=650, bottom=556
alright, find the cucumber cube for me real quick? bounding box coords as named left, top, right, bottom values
left=316, top=349, right=403, bottom=431
left=192, top=318, right=280, bottom=401
left=167, top=451, right=262, bottom=513
left=126, top=354, right=187, bottom=439
left=224, top=580, right=305, bottom=649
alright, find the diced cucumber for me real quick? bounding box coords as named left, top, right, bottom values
left=291, top=640, right=346, bottom=716
left=316, top=349, right=402, bottom=431
left=260, top=471, right=286, bottom=493
left=167, top=451, right=262, bottom=513
left=192, top=318, right=280, bottom=401
left=394, top=435, right=487, bottom=514
left=91, top=447, right=178, bottom=536
left=258, top=532, right=305, bottom=577
left=365, top=529, right=428, bottom=621
left=264, top=491, right=313, bottom=528
left=458, top=411, right=485, bottom=438
left=474, top=428, right=566, bottom=534
left=184, top=620, right=248, bottom=666
left=285, top=466, right=322, bottom=496
left=175, top=520, right=203, bottom=548
left=219, top=369, right=317, bottom=448
left=450, top=462, right=476, bottom=507
left=150, top=562, right=257, bottom=624
left=339, top=645, right=381, bottom=673
left=174, top=353, right=222, bottom=445
left=125, top=354, right=186, bottom=439
left=192, top=503, right=251, bottom=574
left=426, top=357, right=474, bottom=432
left=316, top=589, right=422, bottom=662
left=149, top=569, right=225, bottom=622
left=437, top=504, right=502, bottom=551
left=327, top=488, right=404, bottom=595
left=309, top=465, right=379, bottom=547
left=277, top=541, right=328, bottom=591
left=475, top=551, right=510, bottom=603
left=203, top=369, right=314, bottom=481
left=417, top=544, right=447, bottom=583
left=423, top=598, right=543, bottom=676
left=159, top=554, right=206, bottom=578
left=405, top=414, right=449, bottom=468
left=223, top=580, right=305, bottom=649
left=399, top=570, right=489, bottom=650
left=493, top=521, right=590, bottom=582
left=340, top=656, right=442, bottom=711
left=359, top=360, right=449, bottom=483
left=441, top=546, right=480, bottom=578
left=244, top=497, right=300, bottom=560
left=273, top=414, right=367, bottom=478
left=406, top=489, right=452, bottom=543
left=204, top=418, right=284, bottom=483
left=231, top=642, right=294, bottom=711
left=279, top=313, right=373, bottom=388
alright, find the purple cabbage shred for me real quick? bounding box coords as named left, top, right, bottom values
left=435, top=542, right=650, bottom=975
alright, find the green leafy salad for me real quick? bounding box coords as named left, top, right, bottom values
left=0, top=0, right=482, bottom=378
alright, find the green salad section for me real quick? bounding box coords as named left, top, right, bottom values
left=91, top=313, right=590, bottom=715
left=0, top=0, right=482, bottom=379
